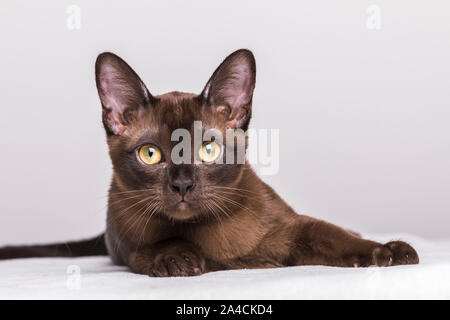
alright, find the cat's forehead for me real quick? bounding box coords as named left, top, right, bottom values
left=124, top=91, right=202, bottom=144
left=119, top=91, right=225, bottom=147
left=153, top=91, right=199, bottom=131
left=156, top=91, right=198, bottom=106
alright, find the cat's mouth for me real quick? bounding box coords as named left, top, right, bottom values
left=164, top=200, right=198, bottom=221
left=176, top=201, right=189, bottom=211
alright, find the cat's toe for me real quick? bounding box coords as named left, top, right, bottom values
left=371, top=246, right=394, bottom=267
left=148, top=258, right=169, bottom=277
left=148, top=252, right=204, bottom=277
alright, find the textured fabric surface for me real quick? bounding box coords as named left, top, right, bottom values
left=0, top=233, right=449, bottom=299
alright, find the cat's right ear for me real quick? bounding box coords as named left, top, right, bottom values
left=95, top=52, right=153, bottom=135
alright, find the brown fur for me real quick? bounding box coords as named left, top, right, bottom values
left=0, top=50, right=419, bottom=276
left=97, top=50, right=419, bottom=276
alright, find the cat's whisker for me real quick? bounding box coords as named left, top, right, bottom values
left=213, top=190, right=265, bottom=205
left=199, top=199, right=226, bottom=239
left=91, top=193, right=156, bottom=219
left=205, top=198, right=231, bottom=241
left=114, top=201, right=153, bottom=253
left=108, top=193, right=151, bottom=207
left=208, top=197, right=232, bottom=219
left=215, top=201, right=232, bottom=219
left=134, top=200, right=161, bottom=255
left=113, top=202, right=149, bottom=253
left=210, top=186, right=260, bottom=196
left=95, top=188, right=159, bottom=200
left=108, top=188, right=160, bottom=196
left=111, top=195, right=161, bottom=252
left=108, top=195, right=158, bottom=224
left=212, top=193, right=258, bottom=217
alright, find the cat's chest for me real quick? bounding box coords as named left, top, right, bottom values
left=123, top=211, right=269, bottom=261
left=184, top=214, right=267, bottom=261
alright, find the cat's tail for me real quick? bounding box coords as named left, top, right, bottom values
left=0, top=234, right=107, bottom=260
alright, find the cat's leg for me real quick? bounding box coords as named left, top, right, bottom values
left=289, top=216, right=419, bottom=267
left=127, top=238, right=206, bottom=277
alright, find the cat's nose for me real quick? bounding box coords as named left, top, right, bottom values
left=168, top=164, right=194, bottom=199
left=171, top=178, right=193, bottom=198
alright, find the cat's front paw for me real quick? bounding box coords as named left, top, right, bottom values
left=354, top=241, right=419, bottom=267
left=148, top=241, right=206, bottom=277
left=384, top=240, right=419, bottom=265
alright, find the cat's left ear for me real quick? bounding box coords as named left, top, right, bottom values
left=201, top=49, right=256, bottom=130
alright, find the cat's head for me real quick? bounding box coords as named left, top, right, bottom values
left=95, top=49, right=256, bottom=221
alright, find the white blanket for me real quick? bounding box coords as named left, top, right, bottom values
left=1, top=234, right=449, bottom=299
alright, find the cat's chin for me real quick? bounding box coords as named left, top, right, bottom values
left=166, top=201, right=199, bottom=221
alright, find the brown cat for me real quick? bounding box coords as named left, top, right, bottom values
left=0, top=49, right=418, bottom=276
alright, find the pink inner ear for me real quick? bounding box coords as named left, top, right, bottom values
left=230, top=90, right=250, bottom=110
left=98, top=75, right=128, bottom=135
left=99, top=65, right=130, bottom=113
left=203, top=50, right=255, bottom=130
left=96, top=53, right=152, bottom=135
left=216, top=106, right=229, bottom=114
left=219, top=67, right=253, bottom=128
left=101, top=82, right=123, bottom=113
left=102, top=106, right=127, bottom=135
left=227, top=106, right=248, bottom=129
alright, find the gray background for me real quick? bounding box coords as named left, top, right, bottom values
left=1, top=0, right=449, bottom=244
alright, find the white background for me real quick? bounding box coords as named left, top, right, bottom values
left=0, top=0, right=449, bottom=244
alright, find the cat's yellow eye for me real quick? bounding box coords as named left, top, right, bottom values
left=138, top=145, right=162, bottom=165
left=198, top=141, right=221, bottom=163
